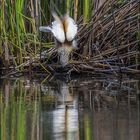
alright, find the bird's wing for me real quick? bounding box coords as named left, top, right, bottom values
left=39, top=12, right=65, bottom=43
left=63, top=14, right=78, bottom=41
left=39, top=26, right=52, bottom=32
left=51, top=12, right=65, bottom=43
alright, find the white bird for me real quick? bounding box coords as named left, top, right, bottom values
left=39, top=12, right=78, bottom=67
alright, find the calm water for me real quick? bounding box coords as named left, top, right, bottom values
left=0, top=75, right=139, bottom=140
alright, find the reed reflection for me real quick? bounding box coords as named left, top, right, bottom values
left=0, top=77, right=139, bottom=140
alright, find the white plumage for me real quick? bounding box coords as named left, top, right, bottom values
left=39, top=12, right=65, bottom=43
left=39, top=12, right=77, bottom=43
left=39, top=12, right=78, bottom=67
left=63, top=15, right=78, bottom=41
left=39, top=26, right=52, bottom=33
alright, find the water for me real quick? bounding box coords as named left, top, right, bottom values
left=0, top=75, right=139, bottom=140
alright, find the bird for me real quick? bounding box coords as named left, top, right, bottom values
left=39, top=12, right=78, bottom=67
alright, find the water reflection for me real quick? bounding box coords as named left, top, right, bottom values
left=0, top=76, right=139, bottom=140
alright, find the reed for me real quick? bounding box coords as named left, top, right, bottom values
left=0, top=0, right=82, bottom=72
left=0, top=0, right=139, bottom=75
left=74, top=0, right=78, bottom=21
left=83, top=0, right=89, bottom=23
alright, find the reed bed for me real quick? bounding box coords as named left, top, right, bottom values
left=76, top=0, right=140, bottom=74
left=0, top=0, right=140, bottom=76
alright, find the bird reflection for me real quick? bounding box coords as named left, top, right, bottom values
left=52, top=81, right=79, bottom=140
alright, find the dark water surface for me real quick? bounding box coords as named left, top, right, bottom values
left=0, top=75, right=139, bottom=140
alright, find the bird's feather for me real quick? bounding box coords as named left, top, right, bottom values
left=63, top=14, right=78, bottom=41
left=39, top=12, right=77, bottom=44
left=39, top=12, right=65, bottom=43
left=50, top=12, right=65, bottom=43
left=39, top=26, right=52, bottom=32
